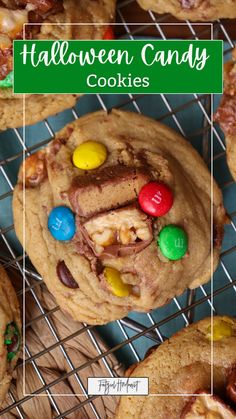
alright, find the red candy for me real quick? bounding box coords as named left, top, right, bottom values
left=138, top=182, right=174, bottom=217
left=103, top=26, right=114, bottom=40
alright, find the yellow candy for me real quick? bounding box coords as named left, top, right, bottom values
left=206, top=319, right=233, bottom=341
left=104, top=267, right=131, bottom=297
left=72, top=141, right=107, bottom=170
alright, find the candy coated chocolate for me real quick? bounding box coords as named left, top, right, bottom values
left=48, top=206, right=75, bottom=241
left=0, top=71, right=13, bottom=88
left=158, top=224, right=188, bottom=260
left=57, top=260, right=78, bottom=288
left=103, top=26, right=114, bottom=39
left=206, top=318, right=233, bottom=341
left=104, top=267, right=131, bottom=297
left=138, top=182, right=173, bottom=217
left=4, top=322, right=20, bottom=361
left=72, top=141, right=107, bottom=170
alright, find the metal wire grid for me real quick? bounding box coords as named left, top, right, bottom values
left=0, top=6, right=235, bottom=419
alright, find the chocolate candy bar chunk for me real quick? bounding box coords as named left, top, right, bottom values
left=80, top=204, right=153, bottom=257
left=181, top=391, right=236, bottom=419
left=69, top=165, right=151, bottom=218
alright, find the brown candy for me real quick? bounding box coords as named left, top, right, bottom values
left=56, top=261, right=79, bottom=289
left=227, top=369, right=236, bottom=405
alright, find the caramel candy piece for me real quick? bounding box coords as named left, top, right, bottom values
left=181, top=391, right=236, bottom=419
left=20, top=150, right=47, bottom=188
left=69, top=165, right=151, bottom=218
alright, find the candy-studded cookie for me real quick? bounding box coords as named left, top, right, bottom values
left=136, top=0, right=236, bottom=21
left=116, top=316, right=236, bottom=419
left=0, top=0, right=116, bottom=130
left=0, top=265, right=21, bottom=407
left=215, top=48, right=236, bottom=181
left=13, top=110, right=225, bottom=325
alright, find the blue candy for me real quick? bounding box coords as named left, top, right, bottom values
left=48, top=206, right=75, bottom=241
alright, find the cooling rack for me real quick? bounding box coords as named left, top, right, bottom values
left=0, top=1, right=236, bottom=417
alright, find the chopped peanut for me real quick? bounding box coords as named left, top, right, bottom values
left=121, top=272, right=138, bottom=285
left=136, top=227, right=151, bottom=241
left=119, top=228, right=137, bottom=245
left=83, top=206, right=152, bottom=256
left=92, top=229, right=115, bottom=247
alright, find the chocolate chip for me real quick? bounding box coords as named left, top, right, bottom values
left=57, top=261, right=79, bottom=289
left=213, top=223, right=224, bottom=248
left=7, top=334, right=19, bottom=354
left=94, top=259, right=103, bottom=275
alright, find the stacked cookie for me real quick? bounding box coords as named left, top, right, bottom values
left=136, top=0, right=236, bottom=21
left=215, top=48, right=236, bottom=181
left=0, top=265, right=21, bottom=408
left=0, top=0, right=116, bottom=130
left=13, top=110, right=225, bottom=324
left=116, top=316, right=236, bottom=418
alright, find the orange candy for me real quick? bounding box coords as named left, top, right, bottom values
left=103, top=26, right=114, bottom=40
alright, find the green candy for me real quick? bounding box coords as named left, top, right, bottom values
left=158, top=224, right=188, bottom=261
left=0, top=71, right=13, bottom=88
left=4, top=322, right=20, bottom=361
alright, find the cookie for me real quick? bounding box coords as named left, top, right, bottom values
left=215, top=48, right=236, bottom=181
left=0, top=265, right=21, bottom=408
left=13, top=109, right=225, bottom=325
left=136, top=0, right=236, bottom=21
left=116, top=316, right=236, bottom=418
left=0, top=0, right=116, bottom=130
left=0, top=284, right=123, bottom=417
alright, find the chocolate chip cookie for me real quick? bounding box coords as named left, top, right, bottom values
left=0, top=265, right=21, bottom=407
left=136, top=0, right=236, bottom=21
left=0, top=0, right=116, bottom=130
left=116, top=316, right=236, bottom=419
left=13, top=110, right=226, bottom=325
left=215, top=48, right=236, bottom=181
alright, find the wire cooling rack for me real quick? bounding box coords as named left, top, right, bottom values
left=0, top=1, right=236, bottom=417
